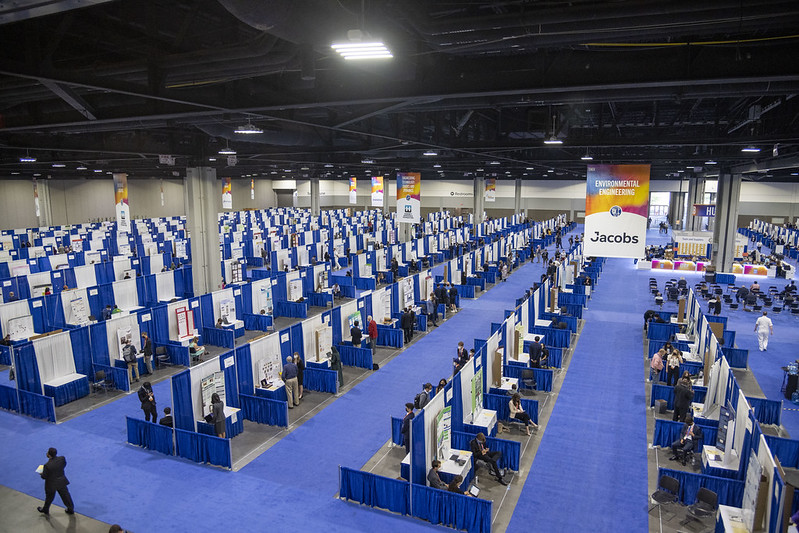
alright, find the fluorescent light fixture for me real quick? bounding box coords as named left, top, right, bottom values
left=33, top=173, right=41, bottom=177
left=234, top=122, right=263, bottom=134
left=705, top=160, right=717, bottom=165
left=791, top=172, right=798, bottom=176
left=94, top=169, right=103, bottom=173
left=208, top=157, right=217, bottom=162
left=76, top=166, right=87, bottom=170
left=741, top=146, right=760, bottom=153
left=324, top=164, right=334, bottom=168
left=581, top=151, right=593, bottom=161
left=543, top=136, right=563, bottom=145
left=218, top=147, right=236, bottom=155
left=331, top=40, right=393, bottom=60
left=433, top=164, right=441, bottom=168
left=51, top=163, right=66, bottom=168
left=526, top=167, right=535, bottom=170
left=20, top=156, right=37, bottom=162
left=11, top=172, right=19, bottom=175
left=361, top=159, right=375, bottom=164
left=547, top=169, right=554, bottom=173
left=476, top=168, right=484, bottom=172
left=423, top=151, right=437, bottom=156
left=489, top=161, right=500, bottom=165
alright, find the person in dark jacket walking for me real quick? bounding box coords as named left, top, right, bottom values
left=138, top=381, right=157, bottom=422
left=38, top=447, right=75, bottom=515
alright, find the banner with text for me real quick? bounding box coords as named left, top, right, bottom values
left=692, top=204, right=716, bottom=217
left=371, top=176, right=384, bottom=207
left=250, top=178, right=255, bottom=200
left=222, top=177, right=232, bottom=209
left=349, top=177, right=357, bottom=204
left=485, top=178, right=496, bottom=202
left=160, top=179, right=165, bottom=206
left=396, top=172, right=421, bottom=224
left=113, top=173, right=131, bottom=233
left=584, top=164, right=649, bottom=258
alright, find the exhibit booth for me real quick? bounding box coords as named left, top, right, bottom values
left=199, top=287, right=244, bottom=348
left=89, top=309, right=154, bottom=391
left=241, top=278, right=275, bottom=331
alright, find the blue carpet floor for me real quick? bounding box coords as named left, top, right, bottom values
left=0, top=233, right=571, bottom=532
left=506, top=257, right=650, bottom=532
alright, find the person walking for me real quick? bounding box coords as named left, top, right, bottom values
left=754, top=311, right=774, bottom=351
left=137, top=381, right=157, bottom=422
left=37, top=447, right=75, bottom=515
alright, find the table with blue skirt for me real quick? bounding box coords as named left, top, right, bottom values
left=197, top=406, right=244, bottom=438
left=43, top=373, right=90, bottom=406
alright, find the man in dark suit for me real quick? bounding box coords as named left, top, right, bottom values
left=454, top=342, right=469, bottom=374
left=672, top=378, right=694, bottom=422
left=528, top=336, right=547, bottom=368
left=470, top=433, right=507, bottom=485
left=670, top=416, right=702, bottom=465
left=401, top=403, right=415, bottom=454
left=401, top=308, right=413, bottom=343
left=38, top=447, right=75, bottom=515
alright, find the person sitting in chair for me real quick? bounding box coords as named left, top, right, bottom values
left=743, top=291, right=757, bottom=311
left=509, top=393, right=538, bottom=435
left=188, top=337, right=206, bottom=362
left=670, top=415, right=702, bottom=465
left=469, top=433, right=507, bottom=485
left=427, top=460, right=447, bottom=490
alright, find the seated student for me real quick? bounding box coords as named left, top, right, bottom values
left=332, top=283, right=341, bottom=300
left=188, top=336, right=206, bottom=362
left=159, top=407, right=173, bottom=427
left=111, top=304, right=122, bottom=314
left=101, top=305, right=113, bottom=321
left=470, top=433, right=507, bottom=485
left=427, top=460, right=448, bottom=490
left=550, top=318, right=568, bottom=329
left=447, top=475, right=476, bottom=497
left=670, top=416, right=703, bottom=465
left=509, top=393, right=538, bottom=435
left=743, top=292, right=757, bottom=311
left=216, top=318, right=225, bottom=329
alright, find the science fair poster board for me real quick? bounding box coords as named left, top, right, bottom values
left=176, top=306, right=194, bottom=340
left=315, top=327, right=333, bottom=361
left=584, top=164, right=649, bottom=259
left=69, top=296, right=90, bottom=325
left=200, top=371, right=226, bottom=417
left=250, top=334, right=282, bottom=387
left=219, top=299, right=235, bottom=324
left=347, top=310, right=362, bottom=331
left=400, top=277, right=414, bottom=309
left=471, top=367, right=484, bottom=419
left=116, top=326, right=134, bottom=360
left=8, top=314, right=34, bottom=341
left=288, top=278, right=303, bottom=301
left=257, top=284, right=274, bottom=315
left=436, top=406, right=453, bottom=462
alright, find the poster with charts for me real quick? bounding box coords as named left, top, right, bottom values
left=219, top=298, right=235, bottom=324
left=200, top=371, right=226, bottom=417
left=315, top=327, right=332, bottom=361
left=69, top=296, right=90, bottom=325
left=8, top=315, right=34, bottom=341
left=288, top=279, right=303, bottom=301
left=436, top=406, right=452, bottom=461
left=116, top=326, right=134, bottom=360
left=471, top=367, right=483, bottom=418
left=258, top=354, right=281, bottom=386
left=401, top=277, right=414, bottom=309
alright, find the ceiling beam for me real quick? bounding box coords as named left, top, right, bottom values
left=38, top=79, right=97, bottom=120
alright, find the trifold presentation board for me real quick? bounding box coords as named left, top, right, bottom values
left=288, top=278, right=303, bottom=301
left=256, top=284, right=273, bottom=316
left=400, top=277, right=414, bottom=309
left=315, top=327, right=333, bottom=361
left=69, top=296, right=90, bottom=325
left=436, top=406, right=452, bottom=462
left=200, top=372, right=225, bottom=417
left=219, top=298, right=235, bottom=324
left=8, top=315, right=34, bottom=341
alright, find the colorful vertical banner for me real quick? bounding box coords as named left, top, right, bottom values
left=484, top=178, right=496, bottom=202
left=371, top=176, right=384, bottom=207
left=33, top=178, right=40, bottom=217
left=584, top=164, right=649, bottom=258
left=160, top=179, right=165, bottom=206
left=250, top=178, right=255, bottom=200
left=349, top=177, right=357, bottom=204
left=396, top=172, right=421, bottom=224
left=222, top=177, right=232, bottom=209
left=112, top=173, right=131, bottom=233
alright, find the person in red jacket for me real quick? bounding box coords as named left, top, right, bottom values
left=367, top=315, right=378, bottom=351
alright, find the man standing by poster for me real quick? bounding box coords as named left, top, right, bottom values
left=367, top=315, right=378, bottom=352
left=282, top=355, right=300, bottom=407
left=122, top=338, right=139, bottom=384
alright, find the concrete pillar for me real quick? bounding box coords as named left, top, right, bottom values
left=669, top=191, right=686, bottom=230
left=685, top=178, right=705, bottom=232
left=711, top=172, right=742, bottom=273
left=310, top=178, right=320, bottom=216
left=514, top=178, right=522, bottom=215
left=36, top=179, right=53, bottom=227
left=185, top=167, right=223, bottom=296
left=473, top=175, right=485, bottom=225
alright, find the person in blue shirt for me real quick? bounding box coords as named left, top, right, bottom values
left=282, top=355, right=300, bottom=407
left=101, top=305, right=113, bottom=321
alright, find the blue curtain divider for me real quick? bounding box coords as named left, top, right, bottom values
left=91, top=363, right=129, bottom=391
left=483, top=393, right=539, bottom=425
left=451, top=430, right=521, bottom=472
left=275, top=300, right=309, bottom=318
left=336, top=343, right=374, bottom=369
left=764, top=435, right=799, bottom=468
left=648, top=322, right=680, bottom=341
left=338, top=467, right=410, bottom=516
left=13, top=342, right=41, bottom=395
left=239, top=394, right=288, bottom=427
left=411, top=484, right=492, bottom=533
left=202, top=327, right=235, bottom=349
left=174, top=428, right=232, bottom=468
left=652, top=419, right=718, bottom=450
left=723, top=348, right=749, bottom=369
left=376, top=325, right=403, bottom=348
left=171, top=369, right=194, bottom=431
left=501, top=365, right=553, bottom=392
left=649, top=384, right=708, bottom=409
left=302, top=367, right=338, bottom=394
left=746, top=396, right=781, bottom=426
left=0, top=383, right=20, bottom=412
left=126, top=416, right=174, bottom=456
left=391, top=416, right=404, bottom=446
left=234, top=344, right=254, bottom=396
left=532, top=326, right=569, bottom=348
left=0, top=344, right=12, bottom=365
left=410, top=409, right=426, bottom=485
left=18, top=389, right=56, bottom=422
left=657, top=468, right=745, bottom=507
left=243, top=313, right=273, bottom=331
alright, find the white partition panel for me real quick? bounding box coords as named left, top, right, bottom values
left=73, top=265, right=97, bottom=288
left=112, top=279, right=139, bottom=310
left=33, top=331, right=76, bottom=393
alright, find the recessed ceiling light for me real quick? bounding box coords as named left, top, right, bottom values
left=741, top=146, right=760, bottom=153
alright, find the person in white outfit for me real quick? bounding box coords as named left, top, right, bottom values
left=754, top=311, right=774, bottom=351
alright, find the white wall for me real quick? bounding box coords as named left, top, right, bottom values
left=0, top=180, right=41, bottom=229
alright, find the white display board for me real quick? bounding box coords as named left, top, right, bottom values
left=400, top=276, right=414, bottom=309
left=436, top=406, right=452, bottom=462
left=68, top=296, right=90, bottom=325
left=116, top=325, right=134, bottom=360
left=200, top=371, right=225, bottom=417
left=255, top=283, right=274, bottom=315
left=250, top=333, right=282, bottom=387
left=219, top=298, right=235, bottom=324
left=8, top=314, right=34, bottom=341
left=288, top=278, right=303, bottom=301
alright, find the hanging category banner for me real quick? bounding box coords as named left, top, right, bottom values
left=222, top=177, right=232, bottom=209
left=693, top=204, right=716, bottom=217
left=349, top=177, right=357, bottom=204
left=160, top=179, right=165, bottom=207
left=396, top=172, right=421, bottom=224
left=33, top=178, right=40, bottom=217
left=584, top=164, right=649, bottom=258
left=484, top=178, right=496, bottom=202
left=113, top=173, right=131, bottom=233
left=371, top=176, right=384, bottom=207
left=250, top=178, right=255, bottom=200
